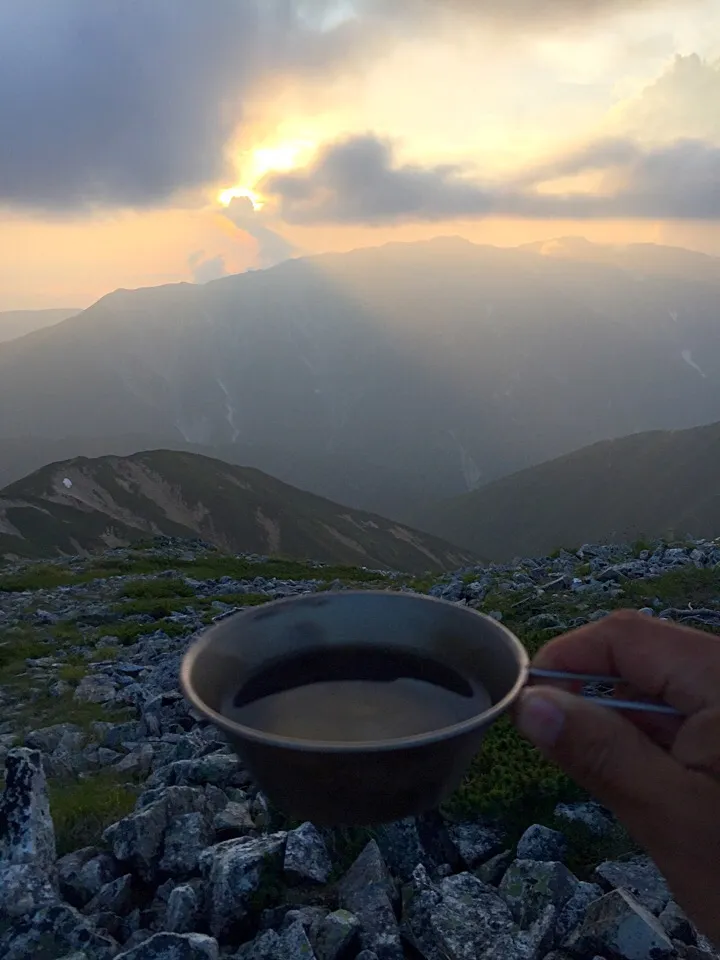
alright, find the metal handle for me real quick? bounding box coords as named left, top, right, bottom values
left=527, top=668, right=683, bottom=717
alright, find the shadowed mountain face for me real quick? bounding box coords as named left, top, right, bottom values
left=0, top=449, right=477, bottom=572
left=416, top=420, right=720, bottom=561
left=0, top=308, right=80, bottom=344
left=1, top=237, right=720, bottom=519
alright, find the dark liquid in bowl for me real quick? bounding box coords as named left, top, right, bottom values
left=221, top=646, right=492, bottom=742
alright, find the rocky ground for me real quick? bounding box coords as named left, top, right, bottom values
left=1, top=535, right=719, bottom=960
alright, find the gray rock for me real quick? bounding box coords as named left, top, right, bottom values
left=517, top=824, right=567, bottom=862
left=104, top=786, right=216, bottom=882
left=499, top=859, right=580, bottom=928
left=280, top=906, right=329, bottom=942
left=475, top=849, right=513, bottom=886
left=160, top=811, right=213, bottom=877
left=338, top=840, right=402, bottom=960
left=0, top=747, right=58, bottom=918
left=314, top=909, right=361, bottom=960
left=555, top=881, right=604, bottom=942
left=199, top=831, right=287, bottom=940
left=74, top=675, right=117, bottom=703
left=284, top=822, right=332, bottom=885
left=553, top=802, right=614, bottom=837
left=658, top=900, right=695, bottom=943
left=0, top=902, right=117, bottom=960
left=115, top=745, right=155, bottom=777
left=375, top=818, right=426, bottom=881
left=235, top=920, right=317, bottom=959
left=213, top=800, right=255, bottom=836
left=83, top=872, right=134, bottom=916
left=356, top=953, right=380, bottom=960
left=402, top=864, right=553, bottom=960
left=115, top=932, right=220, bottom=959
left=447, top=821, right=505, bottom=868
left=25, top=723, right=84, bottom=754
left=57, top=847, right=120, bottom=907
left=165, top=883, right=202, bottom=934
left=593, top=855, right=671, bottom=915
left=146, top=755, right=247, bottom=791
left=563, top=888, right=675, bottom=959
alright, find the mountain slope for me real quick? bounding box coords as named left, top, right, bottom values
left=0, top=308, right=80, bottom=344
left=2, top=237, right=720, bottom=518
left=416, top=420, right=720, bottom=560
left=0, top=450, right=476, bottom=572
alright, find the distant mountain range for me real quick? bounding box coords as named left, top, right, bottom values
left=416, top=419, right=720, bottom=560
left=0, top=307, right=80, bottom=344
left=0, top=450, right=476, bottom=572
left=2, top=237, right=720, bottom=520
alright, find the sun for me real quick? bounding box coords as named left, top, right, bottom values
left=217, top=139, right=315, bottom=211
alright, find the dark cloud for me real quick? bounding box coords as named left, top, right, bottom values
left=0, top=0, right=357, bottom=211
left=261, top=135, right=494, bottom=224
left=0, top=1, right=689, bottom=213
left=262, top=133, right=720, bottom=223
left=222, top=197, right=297, bottom=268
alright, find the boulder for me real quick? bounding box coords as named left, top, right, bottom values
left=555, top=881, right=604, bottom=943
left=115, top=932, right=219, bottom=960
left=517, top=825, right=567, bottom=862
left=57, top=846, right=120, bottom=907
left=235, top=920, right=316, bottom=959
left=83, top=872, right=134, bottom=917
left=0, top=747, right=58, bottom=918
left=159, top=811, right=213, bottom=877
left=402, top=864, right=554, bottom=960
left=499, top=859, right=580, bottom=928
left=314, top=909, right=361, bottom=960
left=199, top=832, right=287, bottom=940
left=447, top=821, right=505, bottom=869
left=213, top=800, right=255, bottom=837
left=593, top=856, right=671, bottom=915
left=375, top=818, right=427, bottom=881
left=0, top=902, right=117, bottom=960
left=563, top=888, right=675, bottom=959
left=338, top=839, right=402, bottom=960
left=553, top=802, right=614, bottom=838
left=284, top=822, right=332, bottom=885
left=164, top=882, right=202, bottom=934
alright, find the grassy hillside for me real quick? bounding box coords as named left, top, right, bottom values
left=416, top=420, right=720, bottom=560
left=0, top=449, right=476, bottom=572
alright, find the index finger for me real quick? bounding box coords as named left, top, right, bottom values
left=530, top=610, right=720, bottom=715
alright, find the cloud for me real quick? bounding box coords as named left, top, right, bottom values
left=0, top=0, right=359, bottom=211
left=0, top=1, right=694, bottom=213
left=261, top=132, right=720, bottom=223
left=221, top=197, right=297, bottom=268
left=612, top=54, right=720, bottom=143
left=363, top=0, right=675, bottom=27
left=261, top=135, right=494, bottom=224
left=188, top=252, right=228, bottom=285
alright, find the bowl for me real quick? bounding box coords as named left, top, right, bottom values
left=180, top=590, right=529, bottom=825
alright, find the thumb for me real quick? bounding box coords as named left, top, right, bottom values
left=514, top=686, right=689, bottom=850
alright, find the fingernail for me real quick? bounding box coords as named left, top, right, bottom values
left=517, top=690, right=566, bottom=748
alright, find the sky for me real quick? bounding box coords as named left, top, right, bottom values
left=1, top=0, right=720, bottom=309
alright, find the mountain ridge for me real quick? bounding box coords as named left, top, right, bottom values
left=415, top=419, right=720, bottom=560
left=0, top=449, right=477, bottom=572
left=2, top=236, right=720, bottom=519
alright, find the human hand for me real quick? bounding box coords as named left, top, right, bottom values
left=512, top=610, right=720, bottom=947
